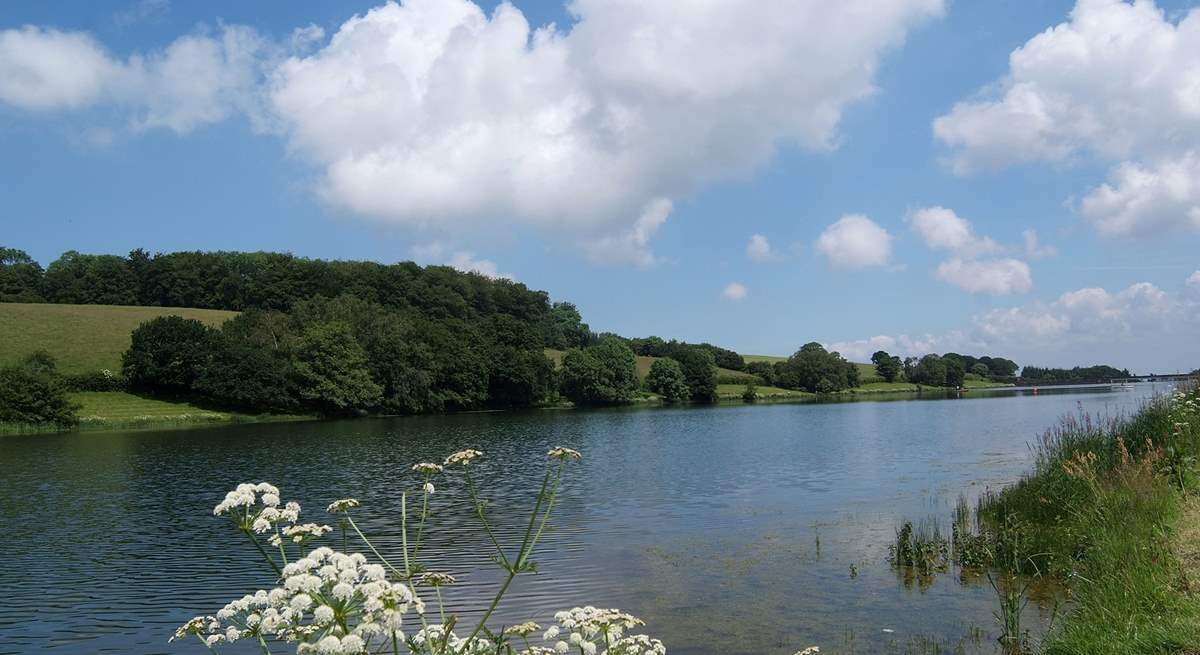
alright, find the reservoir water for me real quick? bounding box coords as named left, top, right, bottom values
left=0, top=384, right=1170, bottom=654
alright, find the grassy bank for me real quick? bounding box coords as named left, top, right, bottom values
left=0, top=303, right=235, bottom=374
left=958, top=388, right=1200, bottom=653
left=0, top=391, right=308, bottom=434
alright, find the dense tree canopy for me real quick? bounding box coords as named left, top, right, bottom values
left=645, top=358, right=691, bottom=403
left=560, top=338, right=639, bottom=405
left=0, top=352, right=79, bottom=427
left=1021, top=365, right=1132, bottom=382
left=670, top=347, right=718, bottom=402
left=775, top=343, right=859, bottom=393
left=122, top=316, right=217, bottom=391
left=871, top=350, right=903, bottom=383
left=0, top=248, right=44, bottom=302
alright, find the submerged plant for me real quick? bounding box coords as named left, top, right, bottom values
left=888, top=518, right=949, bottom=577
left=172, top=446, right=814, bottom=654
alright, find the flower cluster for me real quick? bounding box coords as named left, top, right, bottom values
left=539, top=607, right=656, bottom=655
left=177, top=547, right=423, bottom=653
left=327, top=499, right=360, bottom=514
left=214, top=482, right=302, bottom=535
left=444, top=449, right=482, bottom=467
left=412, top=463, right=444, bottom=475
left=547, top=447, right=582, bottom=462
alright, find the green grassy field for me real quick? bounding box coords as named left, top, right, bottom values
left=715, top=383, right=810, bottom=400
left=0, top=391, right=307, bottom=434
left=0, top=303, right=236, bottom=374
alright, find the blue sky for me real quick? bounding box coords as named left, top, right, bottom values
left=2, top=0, right=1198, bottom=371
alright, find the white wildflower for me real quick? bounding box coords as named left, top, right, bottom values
left=444, top=449, right=482, bottom=466
left=327, top=499, right=360, bottom=513
left=412, top=462, right=444, bottom=475
left=547, top=447, right=582, bottom=461
left=423, top=482, right=435, bottom=494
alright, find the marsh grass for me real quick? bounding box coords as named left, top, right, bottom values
left=923, top=390, right=1200, bottom=654
left=889, top=518, right=949, bottom=577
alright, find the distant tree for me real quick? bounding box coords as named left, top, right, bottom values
left=701, top=343, right=745, bottom=371
left=0, top=247, right=44, bottom=302
left=544, top=302, right=591, bottom=350
left=560, top=338, right=639, bottom=405
left=970, top=362, right=991, bottom=378
left=631, top=336, right=668, bottom=357
left=0, top=354, right=79, bottom=428
left=986, top=357, right=1019, bottom=378
left=481, top=315, right=556, bottom=408
left=293, top=321, right=382, bottom=415
left=871, top=350, right=902, bottom=383
left=945, top=358, right=966, bottom=388
left=43, top=250, right=137, bottom=305
left=742, top=380, right=758, bottom=403
left=195, top=333, right=297, bottom=411
left=745, top=360, right=775, bottom=386
left=909, top=354, right=947, bottom=386
left=776, top=342, right=859, bottom=393
left=645, top=358, right=691, bottom=403
left=671, top=347, right=718, bottom=402
left=122, top=316, right=216, bottom=391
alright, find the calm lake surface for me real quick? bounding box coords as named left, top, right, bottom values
left=0, top=384, right=1172, bottom=654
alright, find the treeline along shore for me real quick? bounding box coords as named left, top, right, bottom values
left=0, top=246, right=1139, bottom=432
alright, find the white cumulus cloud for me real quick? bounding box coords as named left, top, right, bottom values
left=0, top=24, right=278, bottom=133
left=411, top=242, right=513, bottom=280
left=264, top=0, right=943, bottom=261
left=933, top=0, right=1200, bottom=239
left=746, top=234, right=775, bottom=262
left=830, top=272, right=1200, bottom=370
left=910, top=205, right=998, bottom=255
left=721, top=282, right=748, bottom=301
left=816, top=214, right=893, bottom=269
left=935, top=257, right=1033, bottom=296
left=1022, top=229, right=1057, bottom=259
left=1079, top=153, right=1200, bottom=237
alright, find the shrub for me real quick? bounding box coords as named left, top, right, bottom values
left=0, top=353, right=79, bottom=428
left=122, top=316, right=216, bottom=391
left=560, top=338, right=639, bottom=405
left=63, top=369, right=128, bottom=392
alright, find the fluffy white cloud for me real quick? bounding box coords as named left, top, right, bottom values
left=935, top=257, right=1033, bottom=296
left=411, top=242, right=513, bottom=279
left=721, top=282, right=748, bottom=301
left=1079, top=153, right=1200, bottom=237
left=934, top=0, right=1200, bottom=238
left=0, top=24, right=277, bottom=133
left=0, top=27, right=116, bottom=110
left=264, top=0, right=943, bottom=259
left=1022, top=229, right=1057, bottom=259
left=831, top=273, right=1200, bottom=369
left=746, top=234, right=775, bottom=262
left=910, top=206, right=998, bottom=254
left=815, top=214, right=892, bottom=269
left=935, top=0, right=1200, bottom=170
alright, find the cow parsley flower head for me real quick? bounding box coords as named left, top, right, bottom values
left=444, top=449, right=482, bottom=467
left=412, top=462, right=444, bottom=475
left=169, top=616, right=216, bottom=643
left=327, top=499, right=360, bottom=514
left=423, top=482, right=435, bottom=494
left=415, top=572, right=456, bottom=587
left=794, top=648, right=821, bottom=655
left=283, top=523, right=333, bottom=545
left=547, top=447, right=583, bottom=462
left=505, top=622, right=541, bottom=637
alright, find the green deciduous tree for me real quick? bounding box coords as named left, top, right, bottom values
left=293, top=321, right=382, bottom=415
left=645, top=357, right=691, bottom=403
left=871, top=350, right=903, bottom=383
left=0, top=247, right=44, bottom=302
left=0, top=353, right=79, bottom=427
left=560, top=338, right=639, bottom=405
left=122, top=316, right=216, bottom=391
left=670, top=347, right=718, bottom=403
left=776, top=343, right=859, bottom=393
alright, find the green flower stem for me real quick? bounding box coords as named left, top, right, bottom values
left=413, top=482, right=432, bottom=558
left=464, top=466, right=510, bottom=569
left=345, top=515, right=405, bottom=580
left=464, top=460, right=566, bottom=650
left=242, top=528, right=282, bottom=576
